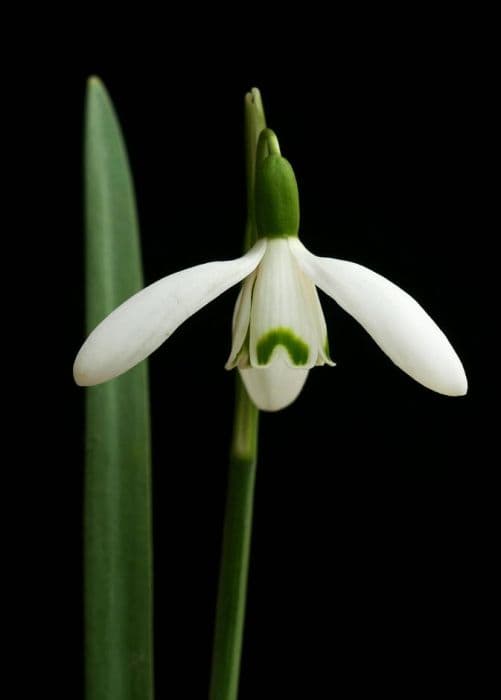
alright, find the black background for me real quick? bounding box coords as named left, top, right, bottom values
left=17, top=14, right=493, bottom=699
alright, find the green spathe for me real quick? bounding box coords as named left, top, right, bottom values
left=255, top=132, right=300, bottom=239
left=256, top=327, right=310, bottom=365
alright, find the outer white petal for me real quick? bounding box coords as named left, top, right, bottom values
left=249, top=238, right=320, bottom=368
left=289, top=239, right=467, bottom=396
left=239, top=350, right=309, bottom=411
left=74, top=239, right=267, bottom=386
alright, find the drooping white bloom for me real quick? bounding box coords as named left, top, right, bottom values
left=74, top=129, right=467, bottom=410
left=74, top=233, right=467, bottom=410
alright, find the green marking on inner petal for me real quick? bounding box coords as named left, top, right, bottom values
left=256, top=327, right=309, bottom=366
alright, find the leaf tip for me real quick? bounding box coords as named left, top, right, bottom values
left=87, top=74, right=104, bottom=89
left=86, top=75, right=109, bottom=102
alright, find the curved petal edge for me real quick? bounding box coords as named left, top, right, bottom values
left=289, top=239, right=467, bottom=396
left=74, top=239, right=267, bottom=386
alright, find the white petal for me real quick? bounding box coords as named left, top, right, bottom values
left=239, top=351, right=309, bottom=411
left=225, top=270, right=256, bottom=369
left=298, top=270, right=335, bottom=367
left=249, top=238, right=322, bottom=369
left=289, top=239, right=467, bottom=396
left=74, top=239, right=267, bottom=386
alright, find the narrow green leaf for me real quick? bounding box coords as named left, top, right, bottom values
left=84, top=77, right=154, bottom=700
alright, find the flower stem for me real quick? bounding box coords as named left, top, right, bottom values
left=209, top=88, right=266, bottom=700
left=209, top=380, right=258, bottom=700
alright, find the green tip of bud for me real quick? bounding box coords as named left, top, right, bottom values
left=255, top=131, right=300, bottom=239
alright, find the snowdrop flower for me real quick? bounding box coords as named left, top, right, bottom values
left=74, top=129, right=467, bottom=411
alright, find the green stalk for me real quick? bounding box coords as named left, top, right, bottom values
left=84, top=77, right=154, bottom=700
left=209, top=89, right=266, bottom=700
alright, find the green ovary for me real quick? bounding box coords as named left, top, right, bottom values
left=256, top=327, right=310, bottom=365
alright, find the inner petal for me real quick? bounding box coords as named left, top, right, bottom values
left=225, top=271, right=256, bottom=369
left=298, top=271, right=335, bottom=367
left=240, top=352, right=309, bottom=412
left=249, top=238, right=319, bottom=368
